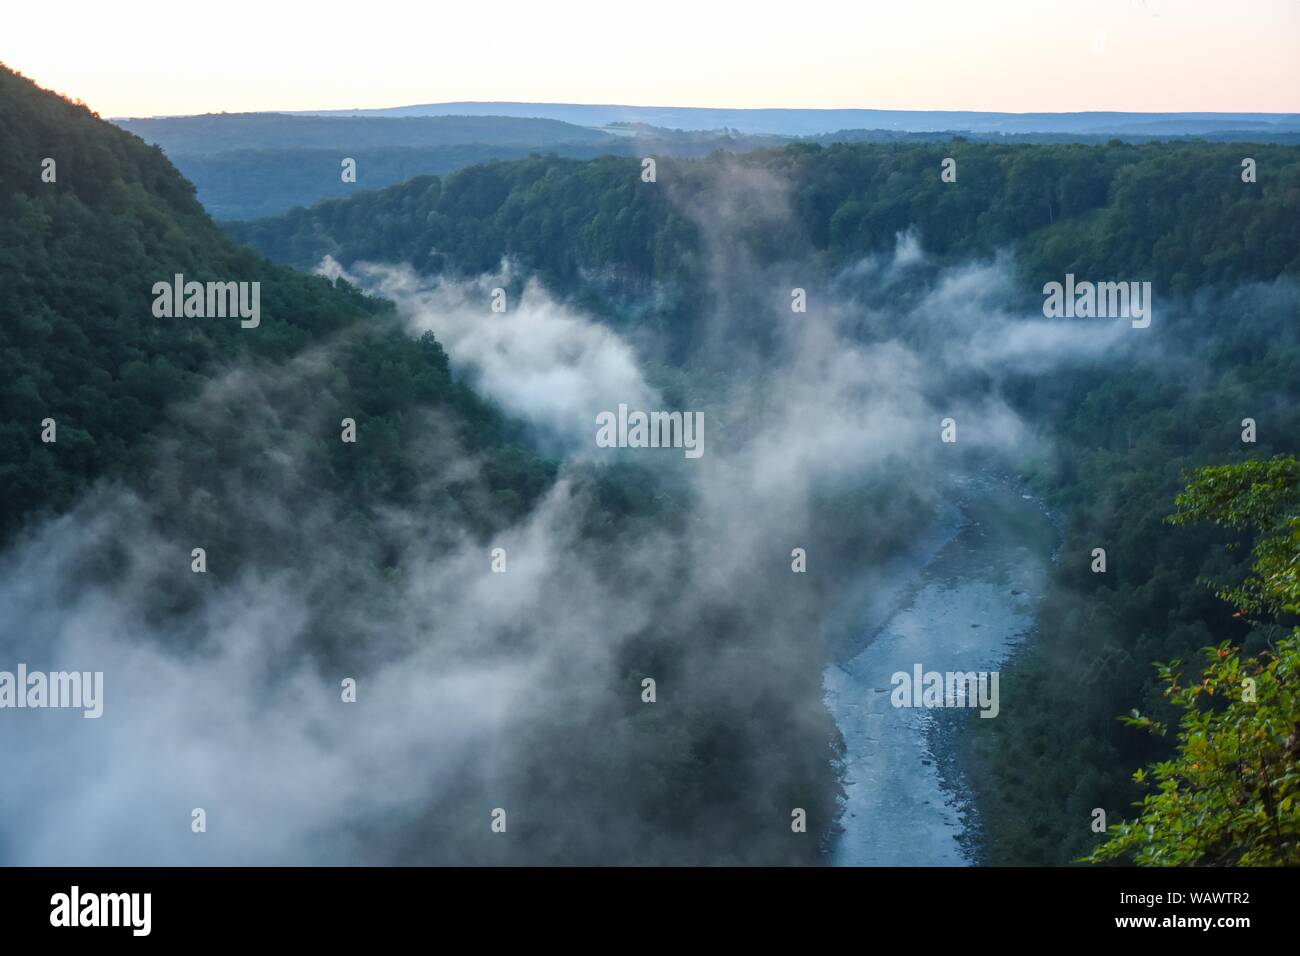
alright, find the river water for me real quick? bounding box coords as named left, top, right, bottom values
left=824, top=474, right=1059, bottom=866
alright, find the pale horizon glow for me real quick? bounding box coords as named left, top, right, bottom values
left=3, top=0, right=1297, bottom=118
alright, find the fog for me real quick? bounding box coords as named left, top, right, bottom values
left=0, top=161, right=1160, bottom=865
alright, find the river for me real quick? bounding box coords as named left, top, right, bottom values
left=824, top=474, right=1060, bottom=866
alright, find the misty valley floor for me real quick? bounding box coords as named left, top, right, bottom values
left=824, top=475, right=1058, bottom=866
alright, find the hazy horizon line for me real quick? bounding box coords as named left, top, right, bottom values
left=108, top=98, right=1300, bottom=123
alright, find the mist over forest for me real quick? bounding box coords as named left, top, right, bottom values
left=1, top=55, right=1297, bottom=872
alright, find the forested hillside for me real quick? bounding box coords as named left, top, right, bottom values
left=968, top=292, right=1300, bottom=864
left=226, top=140, right=1300, bottom=382
left=227, top=141, right=1300, bottom=293
left=0, top=65, right=550, bottom=548
left=1084, top=455, right=1300, bottom=866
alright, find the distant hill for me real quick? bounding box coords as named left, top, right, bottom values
left=113, top=112, right=615, bottom=153
left=290, top=101, right=1300, bottom=137
left=108, top=112, right=786, bottom=219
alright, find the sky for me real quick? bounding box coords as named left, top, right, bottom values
left=3, top=0, right=1298, bottom=117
